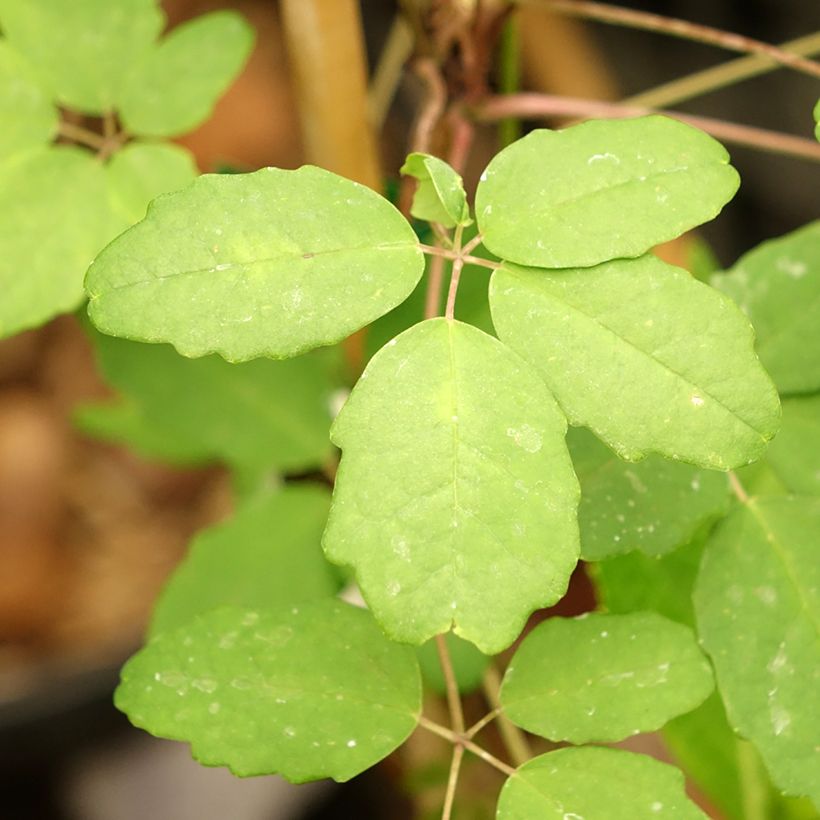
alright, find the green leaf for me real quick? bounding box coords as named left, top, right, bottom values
left=694, top=497, right=820, bottom=805
left=86, top=165, right=424, bottom=361
left=77, top=327, right=339, bottom=475
left=0, top=0, right=164, bottom=113
left=115, top=600, right=422, bottom=782
left=324, top=318, right=579, bottom=654
left=490, top=255, right=781, bottom=470
left=591, top=529, right=707, bottom=629
left=416, top=632, right=489, bottom=695
left=0, top=146, right=113, bottom=338
left=569, top=427, right=729, bottom=560
left=149, top=485, right=339, bottom=637
left=106, top=142, right=198, bottom=226
left=814, top=99, right=820, bottom=141
left=476, top=116, right=739, bottom=269
left=495, top=747, right=707, bottom=819
left=118, top=11, right=254, bottom=137
left=712, top=221, right=820, bottom=395
left=400, top=153, right=471, bottom=228
left=499, top=612, right=713, bottom=743
left=0, top=40, right=56, bottom=161
left=765, top=395, right=820, bottom=496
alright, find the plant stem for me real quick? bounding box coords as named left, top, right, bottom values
left=368, top=13, right=415, bottom=129
left=465, top=706, right=502, bottom=740
left=447, top=109, right=476, bottom=176
left=474, top=94, right=820, bottom=162
left=57, top=121, right=107, bottom=151
left=411, top=58, right=448, bottom=154
left=624, top=31, right=820, bottom=110
left=737, top=739, right=770, bottom=820
left=498, top=16, right=522, bottom=147
left=425, top=251, right=447, bottom=319
left=525, top=0, right=820, bottom=79
left=435, top=634, right=466, bottom=733
left=103, top=110, right=117, bottom=140
left=728, top=471, right=750, bottom=504
left=482, top=665, right=532, bottom=766
left=461, top=233, right=485, bottom=256
left=418, top=716, right=517, bottom=777
left=445, top=225, right=466, bottom=321
left=441, top=744, right=464, bottom=820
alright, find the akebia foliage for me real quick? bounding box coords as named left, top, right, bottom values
left=3, top=7, right=817, bottom=813
left=92, top=111, right=820, bottom=817
left=0, top=0, right=253, bottom=338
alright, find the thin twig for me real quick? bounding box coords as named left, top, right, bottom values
left=525, top=0, right=820, bottom=79
left=368, top=13, right=415, bottom=128
left=418, top=716, right=518, bottom=777
left=430, top=222, right=454, bottom=248
left=445, top=224, right=466, bottom=320
left=441, top=745, right=464, bottom=820
left=57, top=121, right=107, bottom=151
left=419, top=243, right=501, bottom=271
left=465, top=706, right=502, bottom=740
left=425, top=249, right=448, bottom=319
left=461, top=232, right=484, bottom=256
left=729, top=471, right=750, bottom=504
left=435, top=634, right=465, bottom=733
left=411, top=58, right=448, bottom=153
left=103, top=110, right=117, bottom=140
left=446, top=109, right=476, bottom=175
left=474, top=94, right=820, bottom=163
left=482, top=665, right=532, bottom=767
left=624, top=31, right=820, bottom=110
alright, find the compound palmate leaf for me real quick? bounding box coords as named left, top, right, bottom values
left=476, top=115, right=738, bottom=269
left=568, top=427, right=729, bottom=560
left=712, top=221, right=820, bottom=395
left=118, top=10, right=254, bottom=138
left=149, top=485, right=339, bottom=638
left=86, top=166, right=424, bottom=361
left=0, top=0, right=164, bottom=113
left=400, top=152, right=471, bottom=228
left=500, top=612, right=713, bottom=743
left=496, top=747, right=707, bottom=819
left=324, top=318, right=580, bottom=654
left=116, top=600, right=421, bottom=782
left=695, top=497, right=820, bottom=806
left=490, top=255, right=780, bottom=469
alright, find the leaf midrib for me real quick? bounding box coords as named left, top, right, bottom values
left=90, top=240, right=418, bottom=295
left=504, top=267, right=769, bottom=441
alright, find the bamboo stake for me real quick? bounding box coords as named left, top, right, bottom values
left=279, top=0, right=382, bottom=189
